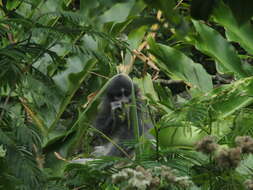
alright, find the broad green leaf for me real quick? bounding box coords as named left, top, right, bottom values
left=148, top=38, right=213, bottom=92
left=99, top=0, right=135, bottom=23
left=49, top=57, right=96, bottom=131
left=128, top=0, right=146, bottom=16
left=79, top=0, right=101, bottom=25
left=108, top=18, right=134, bottom=36
left=124, top=25, right=147, bottom=67
left=156, top=77, right=253, bottom=147
left=210, top=77, right=253, bottom=118
left=156, top=125, right=206, bottom=148
left=191, top=20, right=249, bottom=78
left=80, top=0, right=98, bottom=14
left=153, top=82, right=174, bottom=113
left=6, top=0, right=20, bottom=10
left=224, top=0, right=253, bottom=25
left=237, top=154, right=253, bottom=175
left=213, top=1, right=253, bottom=54
left=227, top=109, right=253, bottom=139
left=106, top=16, right=155, bottom=37
left=127, top=25, right=148, bottom=49
left=133, top=73, right=159, bottom=101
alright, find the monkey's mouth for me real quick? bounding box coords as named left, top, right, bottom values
left=110, top=100, right=130, bottom=114
left=110, top=96, right=130, bottom=111
left=111, top=101, right=123, bottom=110
left=111, top=100, right=130, bottom=111
left=111, top=100, right=130, bottom=122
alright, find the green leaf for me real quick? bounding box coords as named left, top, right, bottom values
left=127, top=25, right=148, bottom=49
left=108, top=18, right=134, bottom=36
left=156, top=77, right=253, bottom=147
left=124, top=25, right=148, bottom=67
left=213, top=1, right=253, bottom=54
left=6, top=0, right=20, bottom=10
left=154, top=124, right=206, bottom=148
left=148, top=38, right=213, bottom=92
left=191, top=20, right=249, bottom=78
left=99, top=0, right=135, bottom=23
left=209, top=77, right=253, bottom=118
left=133, top=73, right=159, bottom=101
left=49, top=58, right=96, bottom=131
left=224, top=0, right=253, bottom=25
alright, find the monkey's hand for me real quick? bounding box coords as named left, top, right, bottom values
left=111, top=101, right=122, bottom=110
left=91, top=146, right=106, bottom=156
left=91, top=143, right=117, bottom=156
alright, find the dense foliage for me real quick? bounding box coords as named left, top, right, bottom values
left=1, top=0, right=253, bottom=189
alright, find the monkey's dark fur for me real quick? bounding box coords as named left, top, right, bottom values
left=94, top=74, right=151, bottom=157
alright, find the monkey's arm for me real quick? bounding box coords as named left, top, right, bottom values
left=95, top=114, right=113, bottom=134
left=105, top=126, right=134, bottom=156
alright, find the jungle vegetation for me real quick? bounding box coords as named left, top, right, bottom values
left=1, top=0, right=253, bottom=189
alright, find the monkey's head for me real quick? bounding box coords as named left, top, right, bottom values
left=105, top=74, right=139, bottom=111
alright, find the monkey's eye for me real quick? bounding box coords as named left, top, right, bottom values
left=115, top=92, right=123, bottom=97
left=108, top=91, right=120, bottom=100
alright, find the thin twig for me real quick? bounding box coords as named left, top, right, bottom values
left=132, top=50, right=160, bottom=71
left=154, top=79, right=184, bottom=85
left=88, top=71, right=109, bottom=79
left=92, top=127, right=132, bottom=160
left=119, top=11, right=162, bottom=74
left=174, top=0, right=184, bottom=10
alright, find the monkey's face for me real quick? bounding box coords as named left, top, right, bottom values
left=106, top=75, right=133, bottom=112
left=110, top=88, right=131, bottom=111
left=104, top=75, right=135, bottom=123
left=109, top=88, right=132, bottom=123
